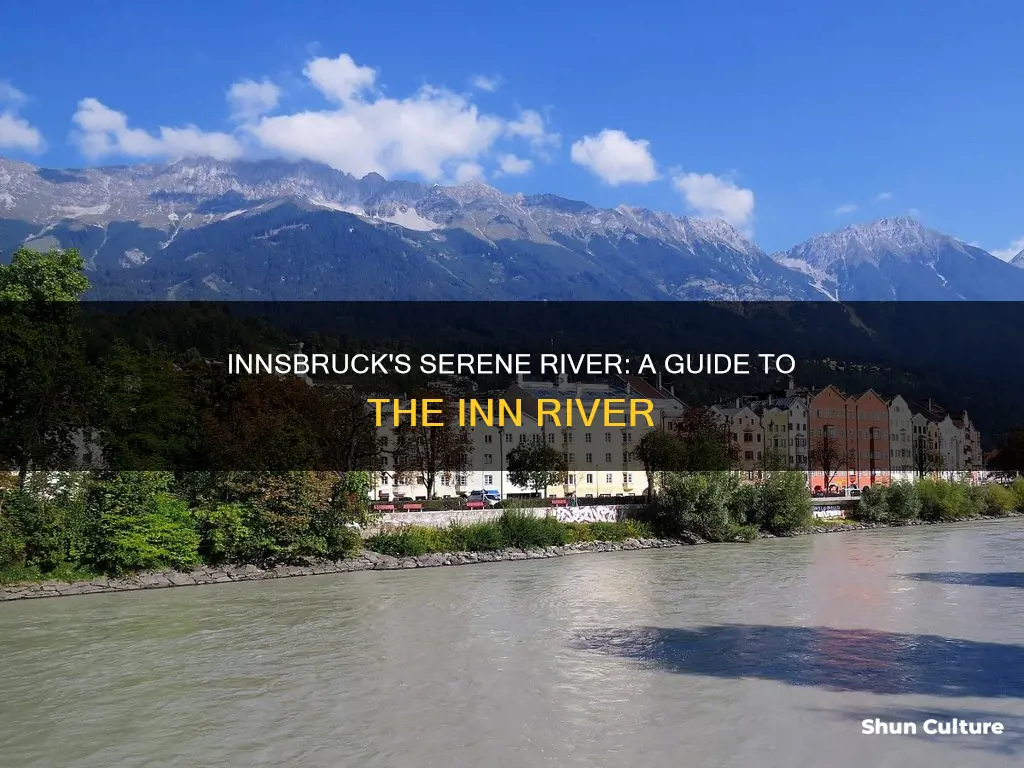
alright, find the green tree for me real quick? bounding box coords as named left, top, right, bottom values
left=506, top=440, right=568, bottom=497
left=674, top=406, right=739, bottom=471
left=633, top=429, right=685, bottom=500
left=0, top=247, right=90, bottom=301
left=85, top=471, right=201, bottom=574
left=0, top=248, right=92, bottom=487
left=390, top=394, right=471, bottom=499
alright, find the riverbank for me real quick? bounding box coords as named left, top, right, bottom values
left=2, top=514, right=1020, bottom=602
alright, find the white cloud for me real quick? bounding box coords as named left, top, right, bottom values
left=833, top=202, right=857, bottom=215
left=0, top=81, right=45, bottom=153
left=505, top=109, right=560, bottom=152
left=496, top=153, right=533, bottom=175
left=992, top=236, right=1024, bottom=262
left=570, top=129, right=657, bottom=185
left=72, top=97, right=243, bottom=161
left=471, top=74, right=502, bottom=92
left=453, top=162, right=485, bottom=183
left=876, top=191, right=893, bottom=201
left=303, top=53, right=377, bottom=104
left=244, top=54, right=553, bottom=180
left=227, top=78, right=282, bottom=122
left=908, top=207, right=921, bottom=218
left=672, top=172, right=755, bottom=229
left=65, top=53, right=554, bottom=180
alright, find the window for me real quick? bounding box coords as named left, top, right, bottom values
left=605, top=473, right=613, bottom=484
left=605, top=432, right=612, bottom=443
left=505, top=433, right=513, bottom=443
left=585, top=473, right=593, bottom=484
left=548, top=433, right=555, bottom=443
left=585, top=433, right=592, bottom=443
left=622, top=452, right=630, bottom=463
left=484, top=453, right=493, bottom=465
left=743, top=432, right=754, bottom=443
left=455, top=472, right=467, bottom=486
left=568, top=453, right=575, bottom=464
left=605, top=452, right=612, bottom=463
left=484, top=434, right=493, bottom=443
left=519, top=434, right=527, bottom=443
left=483, top=474, right=493, bottom=485
left=745, top=450, right=754, bottom=460
left=625, top=473, right=633, bottom=483
left=585, top=452, right=593, bottom=464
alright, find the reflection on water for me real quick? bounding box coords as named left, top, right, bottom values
left=2, top=520, right=1024, bottom=768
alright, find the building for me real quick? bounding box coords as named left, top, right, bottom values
left=712, top=402, right=763, bottom=477
left=807, top=386, right=890, bottom=491
left=750, top=396, right=810, bottom=471
left=374, top=373, right=686, bottom=500
left=887, top=395, right=915, bottom=480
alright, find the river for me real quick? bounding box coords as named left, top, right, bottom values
left=2, top=520, right=1024, bottom=767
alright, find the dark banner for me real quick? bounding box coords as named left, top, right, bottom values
left=3, top=301, right=1024, bottom=477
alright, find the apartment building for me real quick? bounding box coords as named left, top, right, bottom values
left=375, top=373, right=686, bottom=500
left=808, top=386, right=890, bottom=491
left=713, top=402, right=764, bottom=476
left=887, top=395, right=915, bottom=480
left=750, top=396, right=810, bottom=470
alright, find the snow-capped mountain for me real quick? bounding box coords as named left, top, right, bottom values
left=773, top=217, right=1024, bottom=301
left=0, top=156, right=810, bottom=300
left=1012, top=248, right=1024, bottom=268
left=2, top=156, right=1022, bottom=301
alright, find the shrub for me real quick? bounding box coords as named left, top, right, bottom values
left=854, top=485, right=887, bottom=523
left=885, top=482, right=921, bottom=523
left=86, top=472, right=201, bottom=574
left=193, top=502, right=274, bottom=564
left=364, top=526, right=446, bottom=558
left=728, top=483, right=760, bottom=527
left=918, top=479, right=984, bottom=521
left=655, top=471, right=738, bottom=542
left=755, top=472, right=813, bottom=534
left=0, top=507, right=25, bottom=572
left=444, top=519, right=507, bottom=551
left=1010, top=477, right=1024, bottom=510
left=564, top=522, right=595, bottom=543
left=498, top=508, right=570, bottom=548
left=985, top=484, right=1016, bottom=517
left=2, top=488, right=92, bottom=572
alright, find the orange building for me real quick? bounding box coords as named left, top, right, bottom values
left=808, top=386, right=890, bottom=492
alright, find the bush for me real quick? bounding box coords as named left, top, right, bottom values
left=1010, top=477, right=1024, bottom=510
left=755, top=472, right=813, bottom=534
left=885, top=482, right=921, bottom=523
left=444, top=519, right=507, bottom=551
left=985, top=484, right=1016, bottom=517
left=364, top=527, right=446, bottom=558
left=86, top=472, right=201, bottom=574
left=498, top=508, right=570, bottom=548
left=0, top=507, right=25, bottom=572
left=2, top=488, right=92, bottom=572
left=918, top=479, right=985, bottom=521
left=728, top=483, right=760, bottom=527
left=655, top=472, right=738, bottom=542
left=854, top=485, right=889, bottom=523
left=192, top=502, right=276, bottom=564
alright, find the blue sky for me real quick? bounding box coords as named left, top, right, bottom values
left=1, top=0, right=1022, bottom=254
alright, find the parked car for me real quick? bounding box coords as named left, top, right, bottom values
left=468, top=490, right=501, bottom=507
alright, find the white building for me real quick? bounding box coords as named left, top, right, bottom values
left=887, top=395, right=915, bottom=480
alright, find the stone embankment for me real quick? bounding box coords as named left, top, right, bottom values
left=4, top=515, right=1020, bottom=602
left=0, top=537, right=694, bottom=602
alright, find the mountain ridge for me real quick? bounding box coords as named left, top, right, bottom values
left=2, top=155, right=1022, bottom=301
